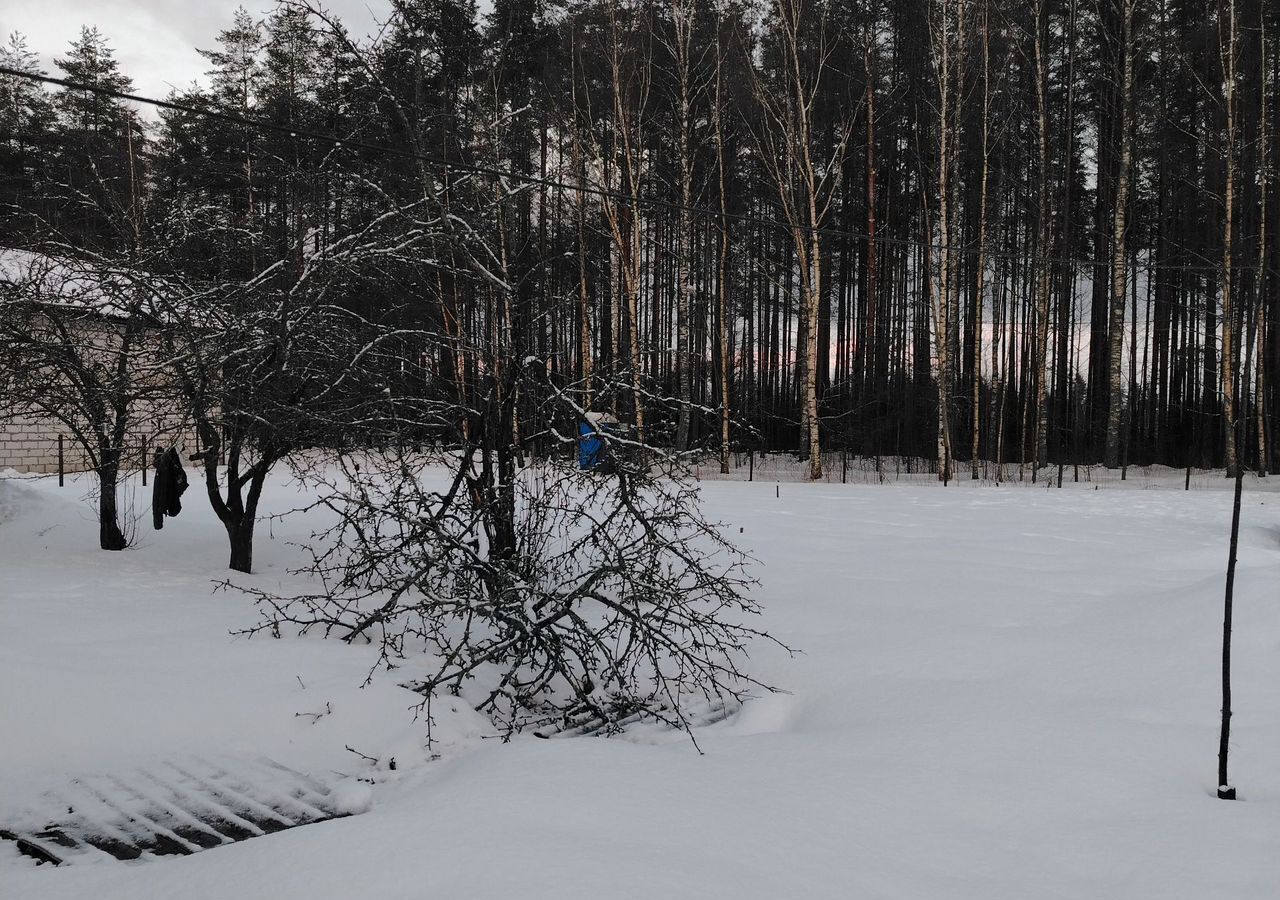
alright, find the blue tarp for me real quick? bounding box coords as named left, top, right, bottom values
left=578, top=420, right=605, bottom=470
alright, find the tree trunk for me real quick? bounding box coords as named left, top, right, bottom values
left=228, top=519, right=255, bottom=573
left=930, top=0, right=965, bottom=482
left=971, top=9, right=990, bottom=478
left=626, top=234, right=646, bottom=443
left=1033, top=0, right=1053, bottom=472
left=1221, top=0, right=1240, bottom=476
left=806, top=232, right=823, bottom=479
left=98, top=451, right=126, bottom=551
left=714, top=38, right=732, bottom=475
left=1104, top=1, right=1135, bottom=469
left=864, top=34, right=880, bottom=411
left=570, top=58, right=593, bottom=407
left=673, top=0, right=695, bottom=452
left=1257, top=5, right=1270, bottom=475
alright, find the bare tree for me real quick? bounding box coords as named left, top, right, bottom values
left=661, top=0, right=710, bottom=453
left=238, top=390, right=785, bottom=741
left=711, top=10, right=739, bottom=475
left=1103, top=0, right=1136, bottom=469
left=1255, top=4, right=1270, bottom=476
left=596, top=2, right=653, bottom=442
left=750, top=0, right=851, bottom=480
left=926, top=0, right=970, bottom=482
left=1219, top=0, right=1241, bottom=477
left=0, top=248, right=177, bottom=549
left=153, top=184, right=442, bottom=573
left=862, top=7, right=880, bottom=430
left=971, top=0, right=995, bottom=478
left=1031, top=0, right=1054, bottom=474
left=207, top=1, right=786, bottom=741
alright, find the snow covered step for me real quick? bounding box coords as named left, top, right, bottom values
left=0, top=755, right=361, bottom=866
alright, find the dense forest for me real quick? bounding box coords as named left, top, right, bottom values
left=1, top=0, right=1277, bottom=480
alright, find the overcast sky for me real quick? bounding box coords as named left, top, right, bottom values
left=2, top=1, right=396, bottom=107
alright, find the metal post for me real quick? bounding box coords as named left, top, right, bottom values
left=141, top=435, right=148, bottom=486
left=58, top=435, right=64, bottom=486
left=1217, top=465, right=1245, bottom=800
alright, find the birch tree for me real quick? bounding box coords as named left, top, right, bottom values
left=596, top=2, right=652, bottom=442
left=1031, top=0, right=1054, bottom=474
left=926, top=0, right=970, bottom=481
left=1218, top=0, right=1240, bottom=477
left=1103, top=0, right=1136, bottom=469
left=1255, top=4, right=1270, bottom=475
left=660, top=0, right=709, bottom=451
left=971, top=0, right=994, bottom=478
left=751, top=0, right=851, bottom=480
left=710, top=7, right=742, bottom=474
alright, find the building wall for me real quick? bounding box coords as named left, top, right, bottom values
left=1, top=301, right=200, bottom=476
left=0, top=407, right=199, bottom=476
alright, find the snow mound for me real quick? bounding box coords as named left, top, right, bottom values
left=327, top=780, right=374, bottom=816
left=0, top=476, right=39, bottom=524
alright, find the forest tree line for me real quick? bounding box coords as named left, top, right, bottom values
left=1, top=0, right=1277, bottom=481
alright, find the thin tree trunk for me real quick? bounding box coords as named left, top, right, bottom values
left=1105, top=0, right=1135, bottom=468
left=929, top=0, right=965, bottom=481
left=1033, top=0, right=1053, bottom=472
left=864, top=29, right=880, bottom=410
left=972, top=3, right=991, bottom=478
left=672, top=0, right=695, bottom=451
left=806, top=231, right=822, bottom=478
left=1221, top=0, right=1240, bottom=476
left=571, top=47, right=593, bottom=407
left=98, top=449, right=126, bottom=551
left=713, top=27, right=733, bottom=475
left=1257, top=6, right=1270, bottom=475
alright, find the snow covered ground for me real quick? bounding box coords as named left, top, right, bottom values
left=3, top=465, right=1279, bottom=898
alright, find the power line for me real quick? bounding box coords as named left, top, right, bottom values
left=0, top=64, right=1263, bottom=276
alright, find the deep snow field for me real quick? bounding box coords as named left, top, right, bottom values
left=2, top=464, right=1280, bottom=899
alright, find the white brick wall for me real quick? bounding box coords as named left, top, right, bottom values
left=0, top=406, right=201, bottom=475
left=1, top=276, right=209, bottom=476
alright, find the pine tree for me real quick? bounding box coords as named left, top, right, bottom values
left=51, top=27, right=141, bottom=251
left=0, top=32, right=56, bottom=242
